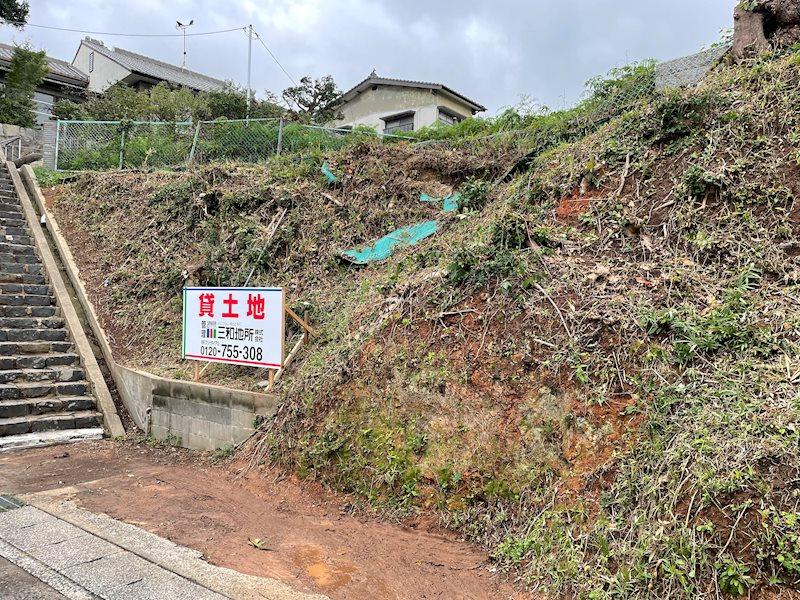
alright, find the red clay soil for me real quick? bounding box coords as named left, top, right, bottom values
left=555, top=190, right=594, bottom=222
left=0, top=440, right=533, bottom=600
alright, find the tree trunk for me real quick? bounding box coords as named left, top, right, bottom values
left=733, top=0, right=800, bottom=60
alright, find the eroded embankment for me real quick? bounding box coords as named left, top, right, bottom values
left=46, top=50, right=800, bottom=599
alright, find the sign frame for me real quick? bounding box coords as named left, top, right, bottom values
left=182, top=287, right=285, bottom=370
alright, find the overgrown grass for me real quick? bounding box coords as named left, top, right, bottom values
left=51, top=49, right=800, bottom=598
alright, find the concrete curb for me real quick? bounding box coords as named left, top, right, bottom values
left=24, top=495, right=328, bottom=600
left=7, top=161, right=125, bottom=439
left=0, top=537, right=94, bottom=600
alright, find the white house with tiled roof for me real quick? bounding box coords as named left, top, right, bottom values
left=71, top=37, right=228, bottom=94
left=332, top=72, right=485, bottom=134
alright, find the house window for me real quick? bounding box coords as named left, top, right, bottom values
left=88, top=51, right=94, bottom=73
left=383, top=112, right=414, bottom=134
left=438, top=107, right=466, bottom=126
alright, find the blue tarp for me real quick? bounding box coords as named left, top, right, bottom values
left=340, top=220, right=439, bottom=264
left=321, top=161, right=338, bottom=184
left=420, top=192, right=461, bottom=213
left=340, top=191, right=460, bottom=265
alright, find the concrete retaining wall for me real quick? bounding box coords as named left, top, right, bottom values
left=0, top=123, right=43, bottom=162
left=18, top=164, right=278, bottom=450
left=116, top=365, right=276, bottom=450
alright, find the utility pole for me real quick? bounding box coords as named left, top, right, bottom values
left=246, top=24, right=253, bottom=122
left=176, top=20, right=194, bottom=68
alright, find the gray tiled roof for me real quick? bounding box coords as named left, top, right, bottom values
left=655, top=44, right=732, bottom=90
left=0, top=42, right=88, bottom=87
left=340, top=74, right=486, bottom=112
left=81, top=38, right=228, bottom=92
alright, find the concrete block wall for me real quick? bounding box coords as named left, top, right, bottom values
left=146, top=374, right=275, bottom=451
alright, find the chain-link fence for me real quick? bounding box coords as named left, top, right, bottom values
left=54, top=118, right=396, bottom=171
left=54, top=45, right=727, bottom=172
left=411, top=45, right=728, bottom=160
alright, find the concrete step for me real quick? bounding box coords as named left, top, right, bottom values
left=0, top=353, right=79, bottom=370
left=0, top=427, right=104, bottom=451
left=0, top=316, right=64, bottom=329
left=0, top=366, right=84, bottom=384
left=1, top=234, right=32, bottom=246
left=0, top=380, right=89, bottom=400
left=0, top=283, right=50, bottom=295
left=0, top=253, right=40, bottom=265
left=0, top=217, right=27, bottom=229
left=0, top=242, right=36, bottom=256
left=0, top=410, right=102, bottom=436
left=0, top=294, right=55, bottom=307
left=0, top=203, right=21, bottom=214
left=0, top=328, right=68, bottom=342
left=0, top=396, right=95, bottom=419
left=0, top=340, right=72, bottom=355
left=0, top=272, right=46, bottom=285
left=0, top=306, right=58, bottom=318
left=0, top=264, right=43, bottom=276
left=0, top=225, right=29, bottom=236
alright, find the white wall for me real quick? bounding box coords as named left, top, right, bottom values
left=333, top=86, right=474, bottom=132
left=72, top=44, right=131, bottom=93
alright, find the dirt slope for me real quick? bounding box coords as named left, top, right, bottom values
left=46, top=49, right=800, bottom=598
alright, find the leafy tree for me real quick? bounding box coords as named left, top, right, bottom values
left=0, top=44, right=47, bottom=127
left=281, top=75, right=341, bottom=124
left=149, top=83, right=197, bottom=121
left=0, top=0, right=29, bottom=26
left=53, top=83, right=285, bottom=123
left=203, top=87, right=248, bottom=120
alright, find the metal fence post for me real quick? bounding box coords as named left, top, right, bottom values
left=54, top=121, right=61, bottom=171
left=188, top=122, right=201, bottom=163
left=276, top=117, right=284, bottom=156
left=119, top=129, right=126, bottom=169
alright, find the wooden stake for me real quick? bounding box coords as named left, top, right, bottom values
left=274, top=336, right=304, bottom=385
left=268, top=368, right=276, bottom=390
left=285, top=306, right=318, bottom=337
left=199, top=361, right=213, bottom=379
left=194, top=361, right=200, bottom=381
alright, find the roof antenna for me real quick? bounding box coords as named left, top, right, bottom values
left=369, top=68, right=377, bottom=77
left=176, top=19, right=194, bottom=68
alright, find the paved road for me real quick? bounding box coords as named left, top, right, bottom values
left=0, top=506, right=227, bottom=600
left=0, top=556, right=65, bottom=599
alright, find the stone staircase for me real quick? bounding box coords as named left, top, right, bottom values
left=0, top=165, right=103, bottom=449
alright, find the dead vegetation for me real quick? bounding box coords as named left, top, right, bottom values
left=47, top=47, right=800, bottom=598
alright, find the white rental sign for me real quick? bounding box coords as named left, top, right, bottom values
left=182, top=287, right=285, bottom=369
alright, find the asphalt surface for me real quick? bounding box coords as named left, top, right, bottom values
left=0, top=556, right=65, bottom=599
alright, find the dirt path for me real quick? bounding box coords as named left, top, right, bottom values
left=0, top=441, right=530, bottom=600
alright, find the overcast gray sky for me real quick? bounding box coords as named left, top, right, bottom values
left=2, top=0, right=736, bottom=114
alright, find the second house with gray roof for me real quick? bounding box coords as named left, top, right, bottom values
left=332, top=72, right=485, bottom=134
left=72, top=37, right=228, bottom=94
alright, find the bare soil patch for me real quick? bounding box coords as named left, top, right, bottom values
left=0, top=441, right=532, bottom=600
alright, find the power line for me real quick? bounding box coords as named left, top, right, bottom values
left=0, top=20, right=246, bottom=38
left=252, top=29, right=297, bottom=87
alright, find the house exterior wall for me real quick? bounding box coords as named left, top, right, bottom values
left=333, top=86, right=474, bottom=132
left=73, top=44, right=131, bottom=92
